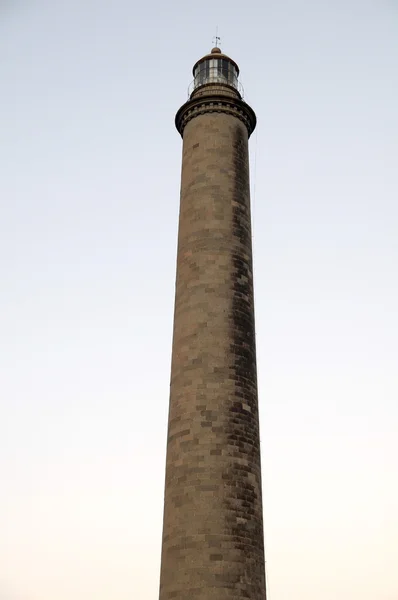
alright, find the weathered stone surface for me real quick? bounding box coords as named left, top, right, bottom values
left=159, top=105, right=265, bottom=600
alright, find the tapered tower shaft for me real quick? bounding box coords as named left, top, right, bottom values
left=159, top=48, right=266, bottom=600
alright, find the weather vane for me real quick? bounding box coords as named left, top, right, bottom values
left=212, top=26, right=221, bottom=48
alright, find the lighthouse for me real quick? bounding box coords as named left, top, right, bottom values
left=159, top=46, right=266, bottom=600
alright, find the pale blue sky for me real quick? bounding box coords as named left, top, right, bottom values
left=1, top=1, right=397, bottom=599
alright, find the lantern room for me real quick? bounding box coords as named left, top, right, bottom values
left=192, top=47, right=240, bottom=94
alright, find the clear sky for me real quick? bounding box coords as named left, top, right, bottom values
left=1, top=1, right=397, bottom=599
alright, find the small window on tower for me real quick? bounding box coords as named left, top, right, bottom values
left=221, top=59, right=229, bottom=80
left=230, top=65, right=238, bottom=87
left=198, top=63, right=206, bottom=86
left=205, top=60, right=210, bottom=82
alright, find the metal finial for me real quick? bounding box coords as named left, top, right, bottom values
left=212, top=26, right=221, bottom=49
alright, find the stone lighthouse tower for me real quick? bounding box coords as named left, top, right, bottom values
left=159, top=47, right=266, bottom=600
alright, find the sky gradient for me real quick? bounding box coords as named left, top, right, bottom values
left=1, top=1, right=397, bottom=599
